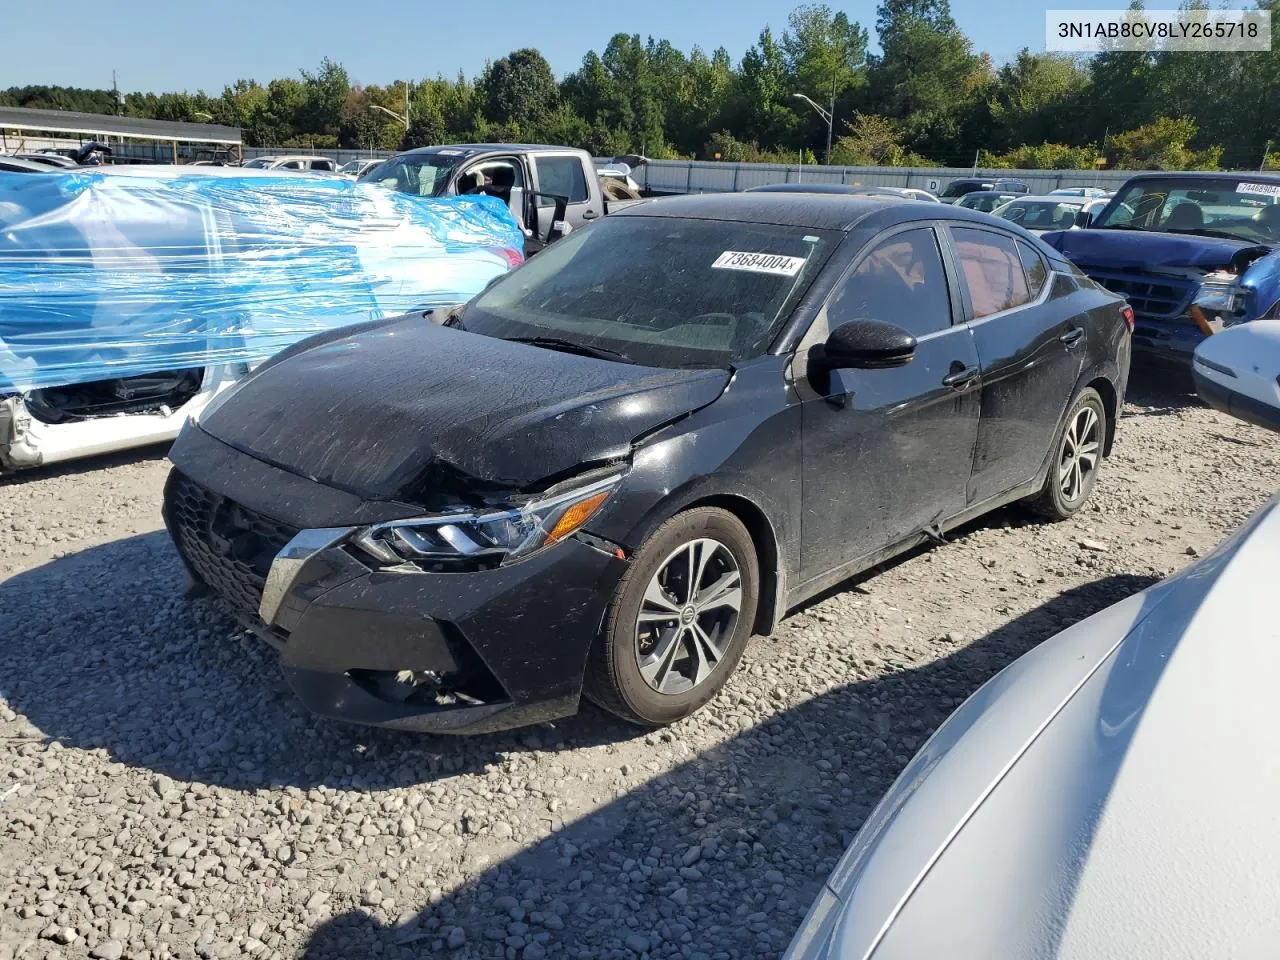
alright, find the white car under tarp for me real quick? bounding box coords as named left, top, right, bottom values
left=0, top=166, right=523, bottom=471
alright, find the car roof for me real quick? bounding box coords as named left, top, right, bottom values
left=1118, top=171, right=1280, bottom=184
left=397, top=144, right=583, bottom=158
left=744, top=183, right=913, bottom=197
left=13, top=152, right=74, bottom=164
left=0, top=156, right=55, bottom=173
left=1006, top=194, right=1088, bottom=204
left=611, top=191, right=1022, bottom=232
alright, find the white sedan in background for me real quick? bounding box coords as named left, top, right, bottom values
left=1050, top=186, right=1110, bottom=198
left=992, top=195, right=1113, bottom=234
left=1193, top=319, right=1280, bottom=433
left=786, top=334, right=1280, bottom=959
left=340, top=158, right=385, bottom=179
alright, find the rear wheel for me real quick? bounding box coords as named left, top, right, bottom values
left=1029, top=387, right=1106, bottom=521
left=584, top=508, right=759, bottom=726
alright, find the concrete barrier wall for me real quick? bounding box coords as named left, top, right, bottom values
left=23, top=138, right=1242, bottom=191
left=632, top=160, right=1189, bottom=195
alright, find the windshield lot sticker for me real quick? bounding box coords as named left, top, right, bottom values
left=712, top=251, right=807, bottom=276
left=1236, top=182, right=1280, bottom=198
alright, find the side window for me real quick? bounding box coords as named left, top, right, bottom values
left=534, top=155, right=589, bottom=203
left=827, top=228, right=953, bottom=338
left=281, top=160, right=304, bottom=170
left=1016, top=240, right=1049, bottom=299
left=468, top=159, right=525, bottom=192
left=951, top=227, right=1031, bottom=319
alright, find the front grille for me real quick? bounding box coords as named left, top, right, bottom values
left=1085, top=269, right=1195, bottom=319
left=165, top=470, right=299, bottom=621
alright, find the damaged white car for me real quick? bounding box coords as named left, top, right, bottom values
left=0, top=165, right=524, bottom=472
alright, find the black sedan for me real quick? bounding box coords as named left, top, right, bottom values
left=164, top=194, right=1132, bottom=734
left=745, top=183, right=938, bottom=202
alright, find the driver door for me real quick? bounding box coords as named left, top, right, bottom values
left=458, top=157, right=533, bottom=241
left=798, top=226, right=982, bottom=582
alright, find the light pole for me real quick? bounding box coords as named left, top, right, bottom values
left=368, top=79, right=411, bottom=129
left=793, top=87, right=835, bottom=165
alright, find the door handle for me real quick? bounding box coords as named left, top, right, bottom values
left=581, top=210, right=599, bottom=220
left=941, top=365, right=979, bottom=388
left=1060, top=327, right=1085, bottom=346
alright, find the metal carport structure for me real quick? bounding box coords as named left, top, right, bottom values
left=0, top=106, right=242, bottom=164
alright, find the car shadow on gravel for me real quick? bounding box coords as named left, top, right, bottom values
left=1123, top=367, right=1200, bottom=414
left=0, top=532, right=656, bottom=792
left=0, top=442, right=170, bottom=488
left=298, top=572, right=1158, bottom=960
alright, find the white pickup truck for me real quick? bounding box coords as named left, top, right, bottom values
left=359, top=144, right=647, bottom=255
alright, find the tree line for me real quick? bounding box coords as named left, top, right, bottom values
left=4, top=0, right=1279, bottom=170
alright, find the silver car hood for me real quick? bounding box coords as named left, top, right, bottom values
left=803, top=494, right=1280, bottom=960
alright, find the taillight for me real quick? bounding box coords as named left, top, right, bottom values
left=496, top=247, right=524, bottom=269
left=1121, top=305, right=1135, bottom=331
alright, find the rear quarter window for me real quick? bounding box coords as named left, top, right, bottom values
left=1016, top=240, right=1049, bottom=299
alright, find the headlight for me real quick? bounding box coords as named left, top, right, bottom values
left=1193, top=277, right=1242, bottom=314
left=352, top=473, right=620, bottom=570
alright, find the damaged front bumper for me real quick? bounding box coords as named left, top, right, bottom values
left=0, top=365, right=243, bottom=473
left=163, top=429, right=628, bottom=734
left=1094, top=263, right=1279, bottom=370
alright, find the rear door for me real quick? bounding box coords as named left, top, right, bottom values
left=944, top=225, right=1085, bottom=504
left=798, top=224, right=982, bottom=581
left=530, top=153, right=601, bottom=241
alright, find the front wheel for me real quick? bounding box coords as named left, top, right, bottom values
left=583, top=507, right=759, bottom=727
left=1028, top=387, right=1107, bottom=521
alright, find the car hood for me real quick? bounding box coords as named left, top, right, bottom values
left=806, top=494, right=1280, bottom=959
left=1042, top=227, right=1272, bottom=272
left=199, top=314, right=730, bottom=504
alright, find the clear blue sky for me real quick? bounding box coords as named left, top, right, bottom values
left=1, top=0, right=1260, bottom=93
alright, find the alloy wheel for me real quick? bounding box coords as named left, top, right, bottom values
left=1058, top=405, right=1101, bottom=504
left=634, top=538, right=742, bottom=696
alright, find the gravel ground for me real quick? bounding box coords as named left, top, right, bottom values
left=1, top=373, right=1277, bottom=960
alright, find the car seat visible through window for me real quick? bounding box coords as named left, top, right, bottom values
left=1164, top=202, right=1205, bottom=231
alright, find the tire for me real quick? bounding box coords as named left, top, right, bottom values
left=1028, top=387, right=1107, bottom=521
left=583, top=507, right=760, bottom=727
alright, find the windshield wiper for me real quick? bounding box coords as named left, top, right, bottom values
left=503, top=336, right=634, bottom=364
left=1165, top=227, right=1258, bottom=242
left=426, top=304, right=467, bottom=329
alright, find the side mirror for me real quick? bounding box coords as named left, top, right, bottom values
left=1193, top=322, right=1280, bottom=433
left=1074, top=209, right=1095, bottom=228
left=818, top=320, right=917, bottom=370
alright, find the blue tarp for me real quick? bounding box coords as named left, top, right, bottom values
left=0, top=167, right=524, bottom=393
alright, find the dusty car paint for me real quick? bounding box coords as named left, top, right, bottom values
left=197, top=318, right=732, bottom=502
left=165, top=194, right=1130, bottom=734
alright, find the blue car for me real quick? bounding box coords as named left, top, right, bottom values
left=1042, top=173, right=1280, bottom=370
